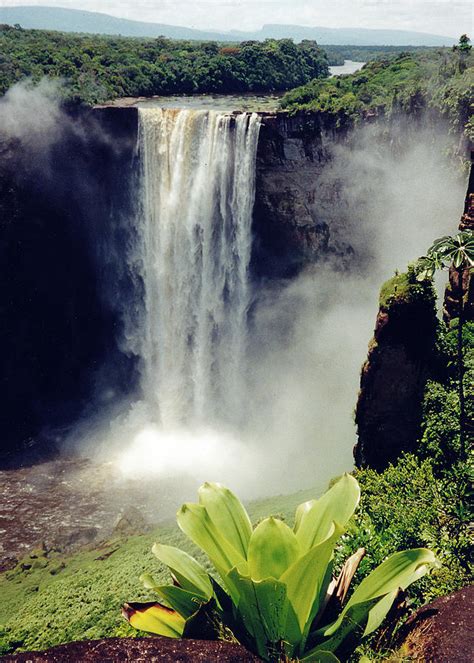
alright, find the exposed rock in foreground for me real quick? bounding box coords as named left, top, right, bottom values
left=396, top=585, right=474, bottom=662
left=0, top=636, right=260, bottom=662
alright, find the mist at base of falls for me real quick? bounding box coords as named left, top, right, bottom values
left=69, top=109, right=466, bottom=501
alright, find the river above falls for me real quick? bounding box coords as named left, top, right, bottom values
left=329, top=60, right=366, bottom=76
left=98, top=61, right=365, bottom=112
left=100, top=92, right=283, bottom=112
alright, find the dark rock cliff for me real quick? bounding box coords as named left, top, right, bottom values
left=1, top=106, right=353, bottom=463
left=0, top=107, right=139, bottom=464
left=253, top=112, right=353, bottom=277
left=354, top=268, right=438, bottom=470
left=355, top=159, right=474, bottom=470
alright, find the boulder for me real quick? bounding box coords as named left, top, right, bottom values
left=396, top=585, right=474, bottom=662
left=0, top=636, right=261, bottom=662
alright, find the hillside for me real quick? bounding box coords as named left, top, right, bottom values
left=281, top=49, right=474, bottom=140
left=0, top=6, right=456, bottom=45
left=0, top=27, right=328, bottom=103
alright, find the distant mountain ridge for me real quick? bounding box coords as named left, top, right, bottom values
left=0, top=6, right=456, bottom=45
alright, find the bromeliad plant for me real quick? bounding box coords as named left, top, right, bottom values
left=123, top=476, right=438, bottom=662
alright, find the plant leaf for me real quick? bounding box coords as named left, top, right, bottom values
left=282, top=522, right=342, bottom=645
left=182, top=598, right=221, bottom=640
left=226, top=567, right=297, bottom=657
left=150, top=584, right=207, bottom=619
left=248, top=517, right=300, bottom=580
left=198, top=482, right=252, bottom=559
left=453, top=249, right=464, bottom=268
left=152, top=543, right=213, bottom=599
left=177, top=502, right=247, bottom=578
left=122, top=601, right=185, bottom=638
left=307, top=597, right=384, bottom=657
left=321, top=548, right=437, bottom=638
left=294, top=474, right=360, bottom=552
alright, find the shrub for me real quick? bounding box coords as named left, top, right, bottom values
left=337, top=455, right=472, bottom=608
left=123, top=477, right=437, bottom=662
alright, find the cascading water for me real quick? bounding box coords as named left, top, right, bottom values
left=135, top=108, right=261, bottom=429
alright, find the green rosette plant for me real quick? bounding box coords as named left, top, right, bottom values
left=123, top=475, right=438, bottom=662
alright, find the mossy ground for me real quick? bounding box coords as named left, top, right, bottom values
left=378, top=266, right=435, bottom=311
left=0, top=484, right=321, bottom=654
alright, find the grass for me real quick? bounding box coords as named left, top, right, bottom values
left=0, top=483, right=326, bottom=654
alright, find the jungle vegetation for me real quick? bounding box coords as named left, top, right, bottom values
left=0, top=25, right=328, bottom=103
left=281, top=47, right=474, bottom=139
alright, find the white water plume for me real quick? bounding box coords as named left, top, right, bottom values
left=132, top=108, right=261, bottom=429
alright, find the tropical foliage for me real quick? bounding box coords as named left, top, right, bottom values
left=416, top=230, right=474, bottom=458
left=416, top=231, right=474, bottom=279
left=123, top=478, right=437, bottom=662
left=281, top=49, right=474, bottom=138
left=0, top=25, right=328, bottom=104
left=340, top=455, right=472, bottom=604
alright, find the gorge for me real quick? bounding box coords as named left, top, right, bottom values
left=0, top=74, right=472, bottom=658
left=0, top=91, right=468, bottom=492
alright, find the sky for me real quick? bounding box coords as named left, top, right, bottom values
left=3, top=0, right=473, bottom=36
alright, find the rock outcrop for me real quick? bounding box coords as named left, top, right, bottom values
left=355, top=157, right=474, bottom=470
left=444, top=156, right=474, bottom=323
left=354, top=269, right=438, bottom=470
left=395, top=585, right=474, bottom=662
left=0, top=636, right=260, bottom=662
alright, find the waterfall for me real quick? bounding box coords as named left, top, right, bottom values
left=135, top=108, right=261, bottom=429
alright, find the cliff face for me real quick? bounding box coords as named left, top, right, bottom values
left=354, top=270, right=438, bottom=470
left=0, top=107, right=139, bottom=463
left=253, top=112, right=352, bottom=277
left=355, top=160, right=474, bottom=470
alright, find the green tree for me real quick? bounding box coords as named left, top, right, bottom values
left=417, top=231, right=474, bottom=458
left=452, top=34, right=472, bottom=72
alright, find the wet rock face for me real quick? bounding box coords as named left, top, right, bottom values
left=253, top=113, right=352, bottom=277
left=354, top=272, right=438, bottom=470
left=396, top=585, right=474, bottom=663
left=0, top=636, right=261, bottom=662
left=0, top=107, right=139, bottom=464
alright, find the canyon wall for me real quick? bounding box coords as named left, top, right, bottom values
left=0, top=107, right=139, bottom=462
left=0, top=104, right=469, bottom=464
left=254, top=112, right=353, bottom=276
left=1, top=107, right=354, bottom=462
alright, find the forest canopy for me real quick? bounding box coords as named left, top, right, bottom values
left=281, top=48, right=474, bottom=139
left=0, top=25, right=329, bottom=103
